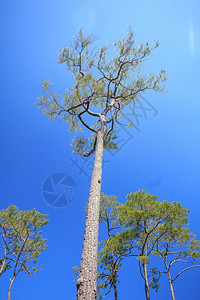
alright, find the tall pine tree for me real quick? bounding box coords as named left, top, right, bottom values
left=37, top=28, right=166, bottom=299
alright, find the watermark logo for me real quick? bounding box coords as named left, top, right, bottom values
left=42, top=173, right=77, bottom=207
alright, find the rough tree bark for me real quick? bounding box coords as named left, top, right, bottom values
left=77, top=115, right=107, bottom=300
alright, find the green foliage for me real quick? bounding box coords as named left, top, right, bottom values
left=137, top=255, right=150, bottom=264
left=97, top=257, right=121, bottom=299
left=73, top=266, right=79, bottom=283
left=103, top=131, right=119, bottom=151
left=0, top=205, right=48, bottom=276
left=99, top=193, right=119, bottom=225
left=153, top=222, right=200, bottom=285
left=101, top=190, right=190, bottom=262
left=149, top=268, right=160, bottom=293
left=97, top=194, right=121, bottom=299
left=37, top=28, right=166, bottom=156
left=71, top=136, right=94, bottom=155
left=0, top=260, right=11, bottom=275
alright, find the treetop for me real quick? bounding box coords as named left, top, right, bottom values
left=37, top=27, right=166, bottom=156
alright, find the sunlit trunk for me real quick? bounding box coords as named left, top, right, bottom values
left=143, top=261, right=150, bottom=300
left=7, top=276, right=16, bottom=300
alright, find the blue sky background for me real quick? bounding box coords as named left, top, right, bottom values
left=1, top=0, right=200, bottom=299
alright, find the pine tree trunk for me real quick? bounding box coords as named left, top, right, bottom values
left=111, top=253, right=118, bottom=300
left=143, top=262, right=150, bottom=300
left=77, top=116, right=106, bottom=300
left=7, top=276, right=16, bottom=300
left=142, top=234, right=150, bottom=300
left=111, top=255, right=118, bottom=300
left=113, top=279, right=118, bottom=300
left=164, top=260, right=175, bottom=300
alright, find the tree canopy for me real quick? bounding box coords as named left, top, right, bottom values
left=37, top=27, right=166, bottom=157
left=98, top=190, right=200, bottom=300
left=37, top=27, right=167, bottom=300
left=0, top=205, right=48, bottom=300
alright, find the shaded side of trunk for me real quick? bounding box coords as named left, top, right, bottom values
left=77, top=116, right=106, bottom=300
left=142, top=227, right=150, bottom=300
left=164, top=259, right=175, bottom=300
left=113, top=276, right=118, bottom=300
left=110, top=252, right=118, bottom=300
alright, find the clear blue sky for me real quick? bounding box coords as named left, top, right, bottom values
left=1, top=0, right=200, bottom=299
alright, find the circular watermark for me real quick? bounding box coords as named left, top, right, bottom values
left=42, top=173, right=77, bottom=208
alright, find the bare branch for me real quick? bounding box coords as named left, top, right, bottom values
left=172, top=265, right=200, bottom=283
left=139, top=261, right=145, bottom=280
left=83, top=135, right=97, bottom=157
left=104, top=118, right=114, bottom=140
left=141, top=215, right=170, bottom=255
left=147, top=229, right=168, bottom=256
left=78, top=108, right=97, bottom=133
